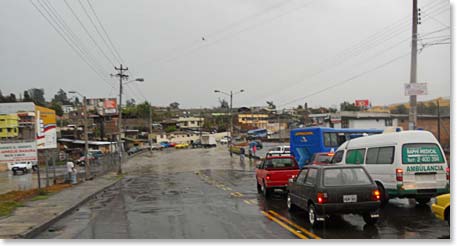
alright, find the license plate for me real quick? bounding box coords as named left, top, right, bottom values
left=343, top=195, right=357, bottom=203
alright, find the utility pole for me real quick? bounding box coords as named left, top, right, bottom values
left=114, top=64, right=129, bottom=175
left=82, top=96, right=90, bottom=179
left=408, top=0, right=418, bottom=130
left=437, top=99, right=441, bottom=143
left=229, top=91, right=233, bottom=138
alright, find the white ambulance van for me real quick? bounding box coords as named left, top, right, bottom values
left=332, top=130, right=449, bottom=205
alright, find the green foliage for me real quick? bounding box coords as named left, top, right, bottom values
left=28, top=88, right=46, bottom=106
left=52, top=89, right=71, bottom=105
left=391, top=104, right=408, bottom=114
left=165, top=126, right=177, bottom=133
left=340, top=101, right=360, bottom=111
left=0, top=201, right=22, bottom=217
left=50, top=101, right=64, bottom=116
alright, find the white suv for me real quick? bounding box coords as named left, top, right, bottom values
left=8, top=161, right=36, bottom=175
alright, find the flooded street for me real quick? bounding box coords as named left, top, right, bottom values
left=36, top=145, right=450, bottom=239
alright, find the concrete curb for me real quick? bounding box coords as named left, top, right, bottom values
left=16, top=175, right=123, bottom=239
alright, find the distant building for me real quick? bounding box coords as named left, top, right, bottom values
left=0, top=114, right=19, bottom=138
left=177, top=117, right=204, bottom=130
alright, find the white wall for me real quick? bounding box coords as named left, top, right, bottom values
left=348, top=119, right=397, bottom=129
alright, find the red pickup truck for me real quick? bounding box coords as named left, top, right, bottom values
left=256, top=156, right=300, bottom=197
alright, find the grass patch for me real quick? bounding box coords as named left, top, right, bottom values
left=0, top=183, right=72, bottom=217
left=0, top=201, right=23, bottom=217
left=30, top=195, right=49, bottom=201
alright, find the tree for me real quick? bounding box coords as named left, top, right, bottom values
left=23, top=90, right=32, bottom=102
left=169, top=102, right=180, bottom=109
left=266, top=101, right=276, bottom=109
left=126, top=98, right=136, bottom=107
left=391, top=104, right=408, bottom=114
left=28, top=88, right=46, bottom=106
left=50, top=101, right=64, bottom=116
left=340, top=101, right=360, bottom=111
left=52, top=89, right=70, bottom=105
left=218, top=98, right=229, bottom=109
left=136, top=101, right=151, bottom=119
left=165, top=125, right=177, bottom=133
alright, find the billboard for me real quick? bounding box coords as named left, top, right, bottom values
left=355, top=100, right=370, bottom=107
left=35, top=105, right=57, bottom=149
left=87, top=98, right=118, bottom=116
left=0, top=141, right=37, bottom=163
left=405, top=83, right=428, bottom=96
left=0, top=102, right=36, bottom=141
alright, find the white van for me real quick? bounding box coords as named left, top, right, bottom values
left=332, top=130, right=449, bottom=205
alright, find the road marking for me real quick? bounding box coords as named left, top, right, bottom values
left=226, top=187, right=232, bottom=191
left=234, top=192, right=243, bottom=197
left=249, top=199, right=257, bottom=204
left=244, top=200, right=251, bottom=205
left=261, top=211, right=308, bottom=240
left=268, top=210, right=321, bottom=239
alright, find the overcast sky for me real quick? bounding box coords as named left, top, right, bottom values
left=0, top=0, right=451, bottom=109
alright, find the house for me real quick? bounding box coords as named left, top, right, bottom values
left=0, top=114, right=19, bottom=138
left=177, top=117, right=204, bottom=130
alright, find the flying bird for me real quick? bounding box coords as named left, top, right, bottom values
left=202, top=37, right=205, bottom=41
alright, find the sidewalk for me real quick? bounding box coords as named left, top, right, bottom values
left=0, top=172, right=122, bottom=239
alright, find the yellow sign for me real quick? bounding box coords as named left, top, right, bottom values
left=35, top=105, right=57, bottom=149
left=295, top=131, right=313, bottom=136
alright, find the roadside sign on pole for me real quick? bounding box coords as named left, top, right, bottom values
left=405, top=83, right=428, bottom=96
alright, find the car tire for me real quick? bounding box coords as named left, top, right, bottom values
left=257, top=182, right=262, bottom=193
left=308, top=203, right=321, bottom=227
left=32, top=166, right=37, bottom=171
left=416, top=197, right=431, bottom=205
left=362, top=213, right=379, bottom=225
left=262, top=181, right=270, bottom=198
left=287, top=193, right=297, bottom=212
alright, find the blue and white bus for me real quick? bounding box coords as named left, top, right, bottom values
left=290, top=127, right=383, bottom=168
left=247, top=128, right=268, bottom=139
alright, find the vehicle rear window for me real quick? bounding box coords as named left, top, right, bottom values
left=345, top=149, right=365, bottom=164
left=323, top=168, right=372, bottom=186
left=402, top=143, right=445, bottom=164
left=366, top=147, right=394, bottom=164
left=305, top=168, right=318, bottom=185
left=264, top=158, right=296, bottom=168
left=317, top=155, right=332, bottom=163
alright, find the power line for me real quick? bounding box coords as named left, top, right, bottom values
left=29, top=0, right=114, bottom=89
left=249, top=0, right=449, bottom=105
left=63, top=0, right=116, bottom=66
left=40, top=0, right=112, bottom=78
left=86, top=0, right=125, bottom=64
left=277, top=52, right=411, bottom=108
left=141, top=0, right=316, bottom=67
left=138, top=0, right=297, bottom=67
left=77, top=0, right=120, bottom=64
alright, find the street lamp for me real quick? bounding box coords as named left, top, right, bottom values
left=68, top=90, right=91, bottom=180
left=214, top=89, right=244, bottom=139
left=115, top=77, right=144, bottom=175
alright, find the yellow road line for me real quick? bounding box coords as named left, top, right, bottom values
left=249, top=199, right=257, bottom=204
left=226, top=187, right=232, bottom=191
left=268, top=210, right=320, bottom=239
left=244, top=200, right=251, bottom=205
left=234, top=192, right=243, bottom=197
left=261, top=211, right=307, bottom=240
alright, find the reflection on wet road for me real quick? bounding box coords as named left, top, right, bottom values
left=35, top=145, right=450, bottom=239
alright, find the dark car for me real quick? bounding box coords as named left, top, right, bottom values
left=287, top=165, right=381, bottom=227
left=309, top=152, right=334, bottom=164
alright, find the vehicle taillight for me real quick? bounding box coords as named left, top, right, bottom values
left=266, top=175, right=271, bottom=180
left=317, top=192, right=328, bottom=204
left=446, top=167, right=450, bottom=180
left=396, top=168, right=403, bottom=182
left=372, top=189, right=381, bottom=201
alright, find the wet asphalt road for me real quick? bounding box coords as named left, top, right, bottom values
left=36, top=144, right=450, bottom=239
